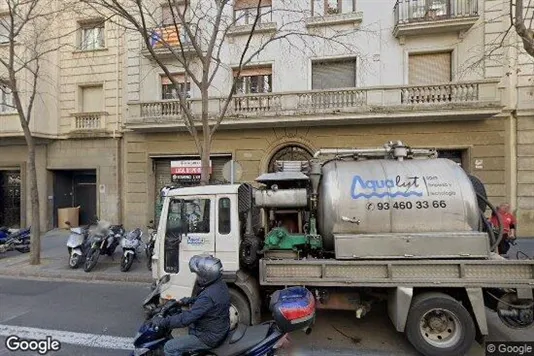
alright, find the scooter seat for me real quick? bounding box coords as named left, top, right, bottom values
left=210, top=324, right=270, bottom=356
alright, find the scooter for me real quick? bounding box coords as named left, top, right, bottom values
left=0, top=227, right=31, bottom=254
left=132, top=285, right=315, bottom=356
left=65, top=221, right=91, bottom=269
left=120, top=228, right=143, bottom=272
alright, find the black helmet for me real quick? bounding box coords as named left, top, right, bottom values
left=189, top=255, right=223, bottom=287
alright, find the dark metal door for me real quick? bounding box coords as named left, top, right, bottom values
left=0, top=170, right=21, bottom=228
left=53, top=171, right=74, bottom=227
left=73, top=173, right=97, bottom=225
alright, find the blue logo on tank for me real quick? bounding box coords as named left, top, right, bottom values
left=351, top=175, right=424, bottom=199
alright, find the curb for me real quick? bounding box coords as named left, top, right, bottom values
left=0, top=267, right=153, bottom=284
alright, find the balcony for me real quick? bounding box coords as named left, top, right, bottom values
left=305, top=11, right=363, bottom=28
left=126, top=80, right=503, bottom=131
left=142, top=25, right=197, bottom=59
left=0, top=112, right=23, bottom=137
left=393, top=0, right=479, bottom=39
left=68, top=112, right=108, bottom=137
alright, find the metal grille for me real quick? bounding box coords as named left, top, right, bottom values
left=268, top=146, right=313, bottom=173
left=0, top=170, right=21, bottom=228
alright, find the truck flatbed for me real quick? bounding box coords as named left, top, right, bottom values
left=259, top=254, right=534, bottom=288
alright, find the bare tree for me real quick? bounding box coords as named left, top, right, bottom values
left=0, top=0, right=71, bottom=264
left=512, top=0, right=533, bottom=57
left=84, top=0, right=360, bottom=184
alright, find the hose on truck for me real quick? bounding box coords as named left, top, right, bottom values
left=475, top=192, right=503, bottom=253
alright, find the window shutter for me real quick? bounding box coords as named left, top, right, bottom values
left=311, top=58, right=356, bottom=89
left=234, top=0, right=272, bottom=10
left=81, top=86, right=103, bottom=112
left=233, top=67, right=272, bottom=77
left=409, top=52, right=451, bottom=85
left=161, top=74, right=186, bottom=85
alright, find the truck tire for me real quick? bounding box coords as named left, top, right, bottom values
left=405, top=292, right=475, bottom=356
left=229, top=288, right=252, bottom=330
left=467, top=174, right=488, bottom=212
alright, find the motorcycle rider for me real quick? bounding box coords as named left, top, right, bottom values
left=151, top=255, right=231, bottom=356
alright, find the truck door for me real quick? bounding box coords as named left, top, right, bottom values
left=215, top=194, right=239, bottom=272
left=162, top=195, right=215, bottom=275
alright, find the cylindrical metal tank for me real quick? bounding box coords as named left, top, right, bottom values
left=317, top=158, right=480, bottom=250
left=255, top=188, right=308, bottom=208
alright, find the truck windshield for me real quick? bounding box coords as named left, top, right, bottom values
left=167, top=198, right=211, bottom=235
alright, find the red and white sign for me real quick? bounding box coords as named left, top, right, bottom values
left=171, top=160, right=212, bottom=175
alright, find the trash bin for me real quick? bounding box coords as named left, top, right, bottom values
left=58, top=206, right=80, bottom=228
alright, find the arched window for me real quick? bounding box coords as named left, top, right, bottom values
left=268, top=145, right=313, bottom=173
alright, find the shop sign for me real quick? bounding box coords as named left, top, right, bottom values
left=171, top=160, right=212, bottom=182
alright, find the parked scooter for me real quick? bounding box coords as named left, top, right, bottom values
left=145, top=220, right=156, bottom=271
left=120, top=228, right=143, bottom=272
left=84, top=221, right=125, bottom=272
left=132, top=284, right=315, bottom=356
left=0, top=227, right=30, bottom=254
left=65, top=221, right=92, bottom=269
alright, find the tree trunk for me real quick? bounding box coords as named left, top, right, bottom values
left=27, top=139, right=41, bottom=265
left=200, top=132, right=211, bottom=185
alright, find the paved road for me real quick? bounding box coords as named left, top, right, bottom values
left=1, top=278, right=533, bottom=356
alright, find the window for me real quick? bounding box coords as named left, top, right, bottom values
left=408, top=52, right=451, bottom=85
left=311, top=58, right=357, bottom=90
left=0, top=86, right=15, bottom=113
left=79, top=22, right=104, bottom=50
left=268, top=145, right=313, bottom=173
left=312, top=0, right=355, bottom=16
left=234, top=67, right=272, bottom=94
left=0, top=15, right=9, bottom=44
left=161, top=3, right=187, bottom=25
left=218, top=198, right=231, bottom=234
left=437, top=149, right=466, bottom=168
left=80, top=85, right=103, bottom=112
left=234, top=0, right=272, bottom=26
left=162, top=74, right=191, bottom=99
left=411, top=0, right=450, bottom=20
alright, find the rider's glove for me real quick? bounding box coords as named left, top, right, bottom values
left=150, top=316, right=169, bottom=330
left=179, top=297, right=196, bottom=306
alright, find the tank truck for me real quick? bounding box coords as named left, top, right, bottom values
left=145, top=141, right=534, bottom=356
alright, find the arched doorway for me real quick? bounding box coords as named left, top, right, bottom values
left=267, top=145, right=313, bottom=173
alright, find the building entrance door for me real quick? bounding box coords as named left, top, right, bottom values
left=0, top=170, right=21, bottom=228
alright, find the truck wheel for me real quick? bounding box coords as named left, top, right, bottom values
left=405, top=292, right=475, bottom=356
left=229, top=288, right=251, bottom=330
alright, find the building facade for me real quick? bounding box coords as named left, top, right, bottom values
left=122, top=0, right=533, bottom=236
left=0, top=4, right=124, bottom=230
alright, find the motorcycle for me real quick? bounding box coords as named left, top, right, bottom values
left=84, top=221, right=125, bottom=272
left=132, top=285, right=315, bottom=356
left=120, top=228, right=143, bottom=272
left=65, top=221, right=92, bottom=269
left=145, top=220, right=156, bottom=271
left=0, top=227, right=30, bottom=254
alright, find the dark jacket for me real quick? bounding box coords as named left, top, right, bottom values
left=166, top=278, right=231, bottom=348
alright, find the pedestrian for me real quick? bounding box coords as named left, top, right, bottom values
left=490, top=203, right=517, bottom=255
left=150, top=255, right=231, bottom=356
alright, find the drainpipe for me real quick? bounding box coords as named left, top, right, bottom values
left=508, top=24, right=518, bottom=213
left=115, top=19, right=123, bottom=224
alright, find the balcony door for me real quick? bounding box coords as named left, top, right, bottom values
left=311, top=57, right=357, bottom=90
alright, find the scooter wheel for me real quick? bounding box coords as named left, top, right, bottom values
left=69, top=254, right=81, bottom=269
left=121, top=253, right=134, bottom=272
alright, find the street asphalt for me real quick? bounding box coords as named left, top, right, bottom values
left=0, top=277, right=533, bottom=356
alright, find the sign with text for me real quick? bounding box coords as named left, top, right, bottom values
left=171, top=160, right=212, bottom=182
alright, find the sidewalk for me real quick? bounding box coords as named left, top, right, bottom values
left=0, top=229, right=152, bottom=284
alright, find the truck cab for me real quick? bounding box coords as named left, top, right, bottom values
left=150, top=184, right=260, bottom=326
